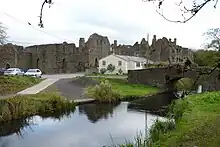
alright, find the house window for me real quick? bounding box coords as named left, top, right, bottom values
left=102, top=60, right=106, bottom=66
left=118, top=61, right=122, bottom=66
left=136, top=62, right=140, bottom=67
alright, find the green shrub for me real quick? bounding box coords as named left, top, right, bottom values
left=107, top=64, right=116, bottom=73
left=84, top=80, right=121, bottom=103
left=167, top=98, right=189, bottom=122
left=100, top=68, right=107, bottom=74
left=118, top=68, right=123, bottom=75
left=149, top=119, right=176, bottom=142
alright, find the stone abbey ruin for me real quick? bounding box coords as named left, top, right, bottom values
left=0, top=33, right=194, bottom=74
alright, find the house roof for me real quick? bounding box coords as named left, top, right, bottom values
left=113, top=54, right=154, bottom=63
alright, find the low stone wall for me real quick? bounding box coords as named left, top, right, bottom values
left=128, top=67, right=220, bottom=91
left=85, top=68, right=98, bottom=74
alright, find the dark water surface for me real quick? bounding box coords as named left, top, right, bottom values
left=0, top=102, right=165, bottom=147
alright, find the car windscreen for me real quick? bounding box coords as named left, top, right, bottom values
left=27, top=69, right=36, bottom=72
left=6, top=69, right=15, bottom=72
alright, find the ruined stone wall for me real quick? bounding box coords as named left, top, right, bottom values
left=128, top=67, right=220, bottom=91
left=0, top=44, right=19, bottom=68
left=112, top=38, right=149, bottom=57
left=26, top=42, right=89, bottom=74
left=85, top=33, right=110, bottom=67
left=112, top=34, right=194, bottom=64
left=18, top=52, right=32, bottom=69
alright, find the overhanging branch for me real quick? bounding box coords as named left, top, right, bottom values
left=143, top=0, right=218, bottom=23
left=38, top=0, right=53, bottom=28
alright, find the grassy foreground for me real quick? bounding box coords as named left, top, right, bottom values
left=84, top=78, right=159, bottom=103
left=0, top=76, right=42, bottom=95
left=0, top=93, right=76, bottom=123
left=119, top=91, right=220, bottom=147
left=154, top=91, right=220, bottom=147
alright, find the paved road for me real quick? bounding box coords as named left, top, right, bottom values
left=17, top=72, right=85, bottom=95
left=1, top=73, right=127, bottom=101
left=85, top=75, right=127, bottom=79
left=42, top=72, right=85, bottom=79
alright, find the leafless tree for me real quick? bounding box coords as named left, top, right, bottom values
left=143, top=0, right=219, bottom=23
left=39, top=0, right=53, bottom=28
left=38, top=0, right=219, bottom=27
left=204, top=28, right=220, bottom=51
left=0, top=23, right=7, bottom=44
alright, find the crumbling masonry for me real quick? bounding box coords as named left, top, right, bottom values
left=0, top=33, right=194, bottom=74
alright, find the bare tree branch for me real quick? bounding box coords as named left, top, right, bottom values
left=38, top=0, right=53, bottom=28
left=203, top=28, right=220, bottom=50
left=143, top=0, right=218, bottom=23
left=0, top=23, right=7, bottom=44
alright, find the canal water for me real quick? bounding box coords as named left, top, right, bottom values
left=0, top=102, right=165, bottom=147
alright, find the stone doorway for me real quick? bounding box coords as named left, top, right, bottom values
left=5, top=63, right=10, bottom=69
left=62, top=58, right=67, bottom=73
left=95, top=58, right=98, bottom=67
left=36, top=58, right=40, bottom=68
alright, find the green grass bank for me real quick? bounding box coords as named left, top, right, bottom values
left=0, top=76, right=42, bottom=96
left=0, top=93, right=76, bottom=123
left=84, top=77, right=160, bottom=103
left=119, top=91, right=220, bottom=147
left=153, top=91, right=220, bottom=147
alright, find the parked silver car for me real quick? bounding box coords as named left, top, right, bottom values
left=4, top=68, right=24, bottom=76
left=24, top=68, right=42, bottom=78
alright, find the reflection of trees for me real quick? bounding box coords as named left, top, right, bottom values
left=78, top=103, right=120, bottom=123
left=0, top=118, right=34, bottom=138
left=0, top=108, right=75, bottom=138
left=0, top=138, right=10, bottom=147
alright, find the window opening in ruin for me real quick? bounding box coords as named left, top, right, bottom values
left=63, top=46, right=66, bottom=52
left=62, top=58, right=67, bottom=69
left=5, top=63, right=10, bottom=69
left=62, top=58, right=67, bottom=73
left=95, top=58, right=98, bottom=67
left=36, top=58, right=40, bottom=68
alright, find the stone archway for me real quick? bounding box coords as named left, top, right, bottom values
left=167, top=77, right=195, bottom=98
left=95, top=58, right=98, bottom=67
left=62, top=58, right=67, bottom=73
left=36, top=58, right=40, bottom=68
left=5, top=63, right=10, bottom=69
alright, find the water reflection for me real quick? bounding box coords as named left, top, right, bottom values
left=0, top=118, right=34, bottom=138
left=78, top=103, right=120, bottom=123
left=0, top=102, right=165, bottom=147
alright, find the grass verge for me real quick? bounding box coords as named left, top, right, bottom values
left=153, top=91, right=220, bottom=147
left=84, top=77, right=160, bottom=103
left=0, top=93, right=76, bottom=123
left=119, top=91, right=220, bottom=147
left=0, top=76, right=43, bottom=96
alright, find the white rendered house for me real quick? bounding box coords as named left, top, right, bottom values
left=98, top=54, right=154, bottom=74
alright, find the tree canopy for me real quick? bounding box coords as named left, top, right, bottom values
left=194, top=49, right=220, bottom=67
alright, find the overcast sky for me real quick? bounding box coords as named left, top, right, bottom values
left=0, top=0, right=220, bottom=49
